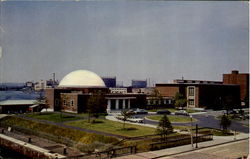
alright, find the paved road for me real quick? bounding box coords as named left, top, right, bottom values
left=141, top=114, right=249, bottom=133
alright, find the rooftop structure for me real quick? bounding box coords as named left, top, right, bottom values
left=173, top=79, right=222, bottom=84
left=102, top=76, right=116, bottom=88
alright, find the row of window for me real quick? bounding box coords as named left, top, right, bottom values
left=147, top=99, right=171, bottom=105
left=61, top=99, right=74, bottom=107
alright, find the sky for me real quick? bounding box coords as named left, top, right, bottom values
left=0, top=1, right=249, bottom=86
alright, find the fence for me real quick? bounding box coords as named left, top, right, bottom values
left=149, top=133, right=213, bottom=151
left=78, top=145, right=137, bottom=159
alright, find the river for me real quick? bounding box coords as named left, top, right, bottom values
left=0, top=91, right=42, bottom=101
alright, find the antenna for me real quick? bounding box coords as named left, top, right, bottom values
left=52, top=73, right=55, bottom=88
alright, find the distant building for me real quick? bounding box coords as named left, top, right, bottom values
left=109, top=87, right=127, bottom=94
left=0, top=100, right=37, bottom=113
left=25, top=81, right=34, bottom=87
left=34, top=79, right=59, bottom=91
left=132, top=87, right=154, bottom=95
left=46, top=79, right=59, bottom=88
left=34, top=80, right=47, bottom=91
left=223, top=70, right=249, bottom=106
left=102, top=77, right=116, bottom=88
left=132, top=80, right=147, bottom=88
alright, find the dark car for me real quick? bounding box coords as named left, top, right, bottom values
left=157, top=110, right=171, bottom=115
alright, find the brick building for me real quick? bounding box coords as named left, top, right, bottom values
left=156, top=81, right=240, bottom=109
left=223, top=70, right=249, bottom=106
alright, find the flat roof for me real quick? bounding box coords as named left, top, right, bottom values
left=0, top=100, right=37, bottom=106
left=156, top=83, right=239, bottom=87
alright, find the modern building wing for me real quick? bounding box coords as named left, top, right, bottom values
left=156, top=82, right=240, bottom=109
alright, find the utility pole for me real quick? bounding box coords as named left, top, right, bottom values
left=190, top=115, right=193, bottom=148
left=52, top=73, right=55, bottom=88
left=196, top=124, right=198, bottom=148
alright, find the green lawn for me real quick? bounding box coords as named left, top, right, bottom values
left=148, top=108, right=200, bottom=114
left=148, top=108, right=177, bottom=113
left=66, top=119, right=156, bottom=137
left=26, top=112, right=83, bottom=122
left=147, top=115, right=198, bottom=123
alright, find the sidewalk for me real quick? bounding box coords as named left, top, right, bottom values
left=114, top=132, right=249, bottom=159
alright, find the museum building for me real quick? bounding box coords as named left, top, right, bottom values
left=45, top=70, right=146, bottom=113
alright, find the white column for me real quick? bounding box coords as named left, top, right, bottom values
left=147, top=100, right=150, bottom=105
left=106, top=99, right=111, bottom=113
left=164, top=99, right=166, bottom=104
left=116, top=99, right=119, bottom=110
left=128, top=99, right=131, bottom=109
left=123, top=99, right=126, bottom=109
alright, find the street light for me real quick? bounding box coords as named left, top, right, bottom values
left=190, top=115, right=193, bottom=148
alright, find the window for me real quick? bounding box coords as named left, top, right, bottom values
left=188, top=87, right=195, bottom=96
left=63, top=99, right=67, bottom=106
left=70, top=99, right=74, bottom=107
left=189, top=99, right=194, bottom=106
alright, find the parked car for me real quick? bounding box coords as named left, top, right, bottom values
left=157, top=110, right=171, bottom=115
left=134, top=108, right=148, bottom=114
left=174, top=110, right=189, bottom=116
left=128, top=117, right=144, bottom=123
left=127, top=109, right=136, bottom=115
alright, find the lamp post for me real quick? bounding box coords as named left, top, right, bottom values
left=190, top=115, right=193, bottom=148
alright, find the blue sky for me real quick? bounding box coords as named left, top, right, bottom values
left=0, top=1, right=248, bottom=86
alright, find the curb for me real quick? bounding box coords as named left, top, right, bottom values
left=151, top=137, right=249, bottom=159
left=145, top=116, right=198, bottom=124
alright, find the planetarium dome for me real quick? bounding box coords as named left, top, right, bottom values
left=59, top=70, right=106, bottom=87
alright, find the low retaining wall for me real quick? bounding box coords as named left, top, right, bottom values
left=0, top=134, right=66, bottom=159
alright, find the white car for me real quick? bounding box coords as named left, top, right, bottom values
left=128, top=117, right=144, bottom=123
left=175, top=110, right=189, bottom=116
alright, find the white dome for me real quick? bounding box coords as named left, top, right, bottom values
left=59, top=70, right=105, bottom=87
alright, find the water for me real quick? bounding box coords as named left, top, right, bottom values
left=0, top=91, right=41, bottom=101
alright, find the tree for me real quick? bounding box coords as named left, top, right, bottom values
left=156, top=115, right=173, bottom=141
left=223, top=95, right=234, bottom=115
left=86, top=92, right=106, bottom=123
left=34, top=91, right=48, bottom=113
left=174, top=92, right=187, bottom=109
left=220, top=114, right=231, bottom=133
left=120, top=109, right=133, bottom=129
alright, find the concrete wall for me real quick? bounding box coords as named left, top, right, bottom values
left=0, top=134, right=65, bottom=159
